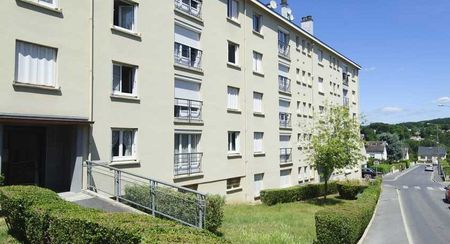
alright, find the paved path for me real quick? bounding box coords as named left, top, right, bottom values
left=59, top=191, right=135, bottom=213
left=363, top=165, right=450, bottom=244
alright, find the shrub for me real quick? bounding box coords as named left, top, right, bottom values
left=0, top=186, right=227, bottom=244
left=260, top=182, right=338, bottom=206
left=315, top=178, right=381, bottom=244
left=123, top=184, right=225, bottom=233
left=336, top=180, right=367, bottom=200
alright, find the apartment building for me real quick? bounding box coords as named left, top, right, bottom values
left=0, top=0, right=362, bottom=202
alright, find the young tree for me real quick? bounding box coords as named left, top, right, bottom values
left=308, top=105, right=365, bottom=200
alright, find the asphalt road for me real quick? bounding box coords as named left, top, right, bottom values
left=363, top=164, right=450, bottom=244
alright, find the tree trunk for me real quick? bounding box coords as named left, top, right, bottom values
left=324, top=179, right=328, bottom=200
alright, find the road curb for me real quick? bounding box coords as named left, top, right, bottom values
left=357, top=182, right=383, bottom=244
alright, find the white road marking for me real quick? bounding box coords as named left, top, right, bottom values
left=385, top=165, right=419, bottom=182
left=427, top=187, right=434, bottom=191
left=414, top=186, right=421, bottom=190
left=397, top=189, right=414, bottom=244
left=439, top=188, right=446, bottom=192
left=403, top=185, right=409, bottom=189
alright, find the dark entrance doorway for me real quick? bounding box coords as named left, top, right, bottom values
left=3, top=127, right=46, bottom=186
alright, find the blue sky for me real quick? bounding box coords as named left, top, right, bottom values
left=285, top=0, right=450, bottom=124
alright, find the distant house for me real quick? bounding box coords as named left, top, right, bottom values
left=410, top=136, right=424, bottom=141
left=418, top=147, right=447, bottom=163
left=365, top=141, right=388, bottom=161
left=401, top=147, right=410, bottom=161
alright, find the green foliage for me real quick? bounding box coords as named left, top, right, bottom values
left=309, top=105, right=366, bottom=199
left=336, top=181, right=367, bottom=200
left=377, top=133, right=403, bottom=161
left=315, top=179, right=382, bottom=244
left=123, top=184, right=225, bottom=233
left=260, top=182, right=338, bottom=206
left=0, top=174, right=4, bottom=186
left=0, top=186, right=227, bottom=244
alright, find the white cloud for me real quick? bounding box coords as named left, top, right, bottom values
left=436, top=96, right=450, bottom=104
left=381, top=106, right=403, bottom=113
left=363, top=67, right=376, bottom=72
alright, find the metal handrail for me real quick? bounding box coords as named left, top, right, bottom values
left=280, top=148, right=292, bottom=163
left=174, top=42, right=203, bottom=69
left=85, top=160, right=206, bottom=228
left=174, top=152, right=203, bottom=176
left=278, top=40, right=290, bottom=58
left=279, top=112, right=292, bottom=128
left=174, top=0, right=202, bottom=18
left=278, top=75, right=291, bottom=93
left=174, top=98, right=203, bottom=122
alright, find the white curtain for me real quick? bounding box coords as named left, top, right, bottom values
left=253, top=52, right=262, bottom=72
left=254, top=174, right=264, bottom=197
left=113, top=65, right=121, bottom=92
left=16, top=41, right=56, bottom=86
left=253, top=93, right=263, bottom=112
left=254, top=133, right=263, bottom=152
left=227, top=87, right=239, bottom=109
left=280, top=170, right=291, bottom=188
left=123, top=131, right=133, bottom=156
left=318, top=78, right=324, bottom=93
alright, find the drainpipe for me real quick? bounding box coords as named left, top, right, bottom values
left=0, top=125, right=3, bottom=174
left=243, top=0, right=249, bottom=201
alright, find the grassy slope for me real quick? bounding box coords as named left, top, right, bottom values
left=0, top=218, right=19, bottom=244
left=220, top=196, right=349, bottom=244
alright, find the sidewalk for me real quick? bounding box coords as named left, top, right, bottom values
left=362, top=185, right=409, bottom=244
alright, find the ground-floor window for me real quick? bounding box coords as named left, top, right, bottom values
left=112, top=129, right=137, bottom=161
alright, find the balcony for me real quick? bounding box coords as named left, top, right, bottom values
left=280, top=148, right=292, bottom=164
left=278, top=41, right=290, bottom=59
left=174, top=0, right=202, bottom=19
left=278, top=76, right=291, bottom=94
left=174, top=152, right=203, bottom=176
left=343, top=97, right=350, bottom=107
left=174, top=42, right=203, bottom=70
left=174, top=98, right=203, bottom=123
left=279, top=112, right=292, bottom=128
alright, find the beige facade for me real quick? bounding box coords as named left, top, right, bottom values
left=0, top=0, right=362, bottom=202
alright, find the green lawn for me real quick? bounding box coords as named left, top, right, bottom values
left=220, top=196, right=349, bottom=244
left=0, top=218, right=19, bottom=243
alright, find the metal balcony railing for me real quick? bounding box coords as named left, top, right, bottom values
left=280, top=148, right=292, bottom=163
left=85, top=161, right=206, bottom=228
left=278, top=76, right=291, bottom=94
left=279, top=112, right=292, bottom=128
left=343, top=97, right=350, bottom=107
left=174, top=152, right=203, bottom=176
left=174, top=0, right=202, bottom=18
left=278, top=41, right=290, bottom=58
left=343, top=73, right=350, bottom=86
left=174, top=42, right=202, bottom=70
left=174, top=98, right=203, bottom=122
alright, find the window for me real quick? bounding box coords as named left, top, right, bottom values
left=227, top=0, right=239, bottom=21
left=174, top=133, right=201, bottom=176
left=254, top=173, right=264, bottom=197
left=15, top=41, right=57, bottom=87
left=228, top=131, right=240, bottom=153
left=38, top=0, right=57, bottom=8
left=227, top=178, right=241, bottom=190
left=174, top=25, right=202, bottom=69
left=253, top=92, right=263, bottom=113
left=254, top=132, right=264, bottom=153
left=307, top=42, right=312, bottom=55
left=318, top=77, right=324, bottom=94
left=175, top=0, right=202, bottom=17
left=174, top=79, right=202, bottom=120
left=113, top=63, right=137, bottom=95
left=113, top=0, right=137, bottom=31
left=112, top=129, right=137, bottom=161
left=319, top=106, right=325, bottom=115
left=301, top=39, right=306, bottom=53
left=302, top=71, right=306, bottom=84
left=318, top=49, right=323, bottom=63
left=252, top=51, right=263, bottom=73
left=227, top=86, right=239, bottom=110
left=253, top=13, right=262, bottom=33
left=228, top=42, right=239, bottom=65
left=280, top=169, right=292, bottom=188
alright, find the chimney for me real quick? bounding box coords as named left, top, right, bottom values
left=301, top=16, right=314, bottom=35
left=280, top=0, right=294, bottom=21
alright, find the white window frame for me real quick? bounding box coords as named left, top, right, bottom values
left=253, top=92, right=263, bottom=113
left=111, top=129, right=137, bottom=162
left=112, top=63, right=138, bottom=96
left=227, top=41, right=239, bottom=65
left=38, top=0, right=57, bottom=8
left=227, top=0, right=239, bottom=21
left=318, top=49, right=323, bottom=63
left=114, top=0, right=138, bottom=32
left=318, top=77, right=324, bottom=94
left=253, top=51, right=263, bottom=73
left=228, top=131, right=240, bottom=154
left=227, top=86, right=240, bottom=110
left=227, top=178, right=241, bottom=190
left=253, top=13, right=263, bottom=33
left=253, top=132, right=264, bottom=153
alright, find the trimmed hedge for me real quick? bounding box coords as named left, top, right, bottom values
left=0, top=186, right=227, bottom=244
left=260, top=182, right=338, bottom=206
left=123, top=185, right=225, bottom=233
left=336, top=181, right=367, bottom=200
left=315, top=178, right=382, bottom=244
